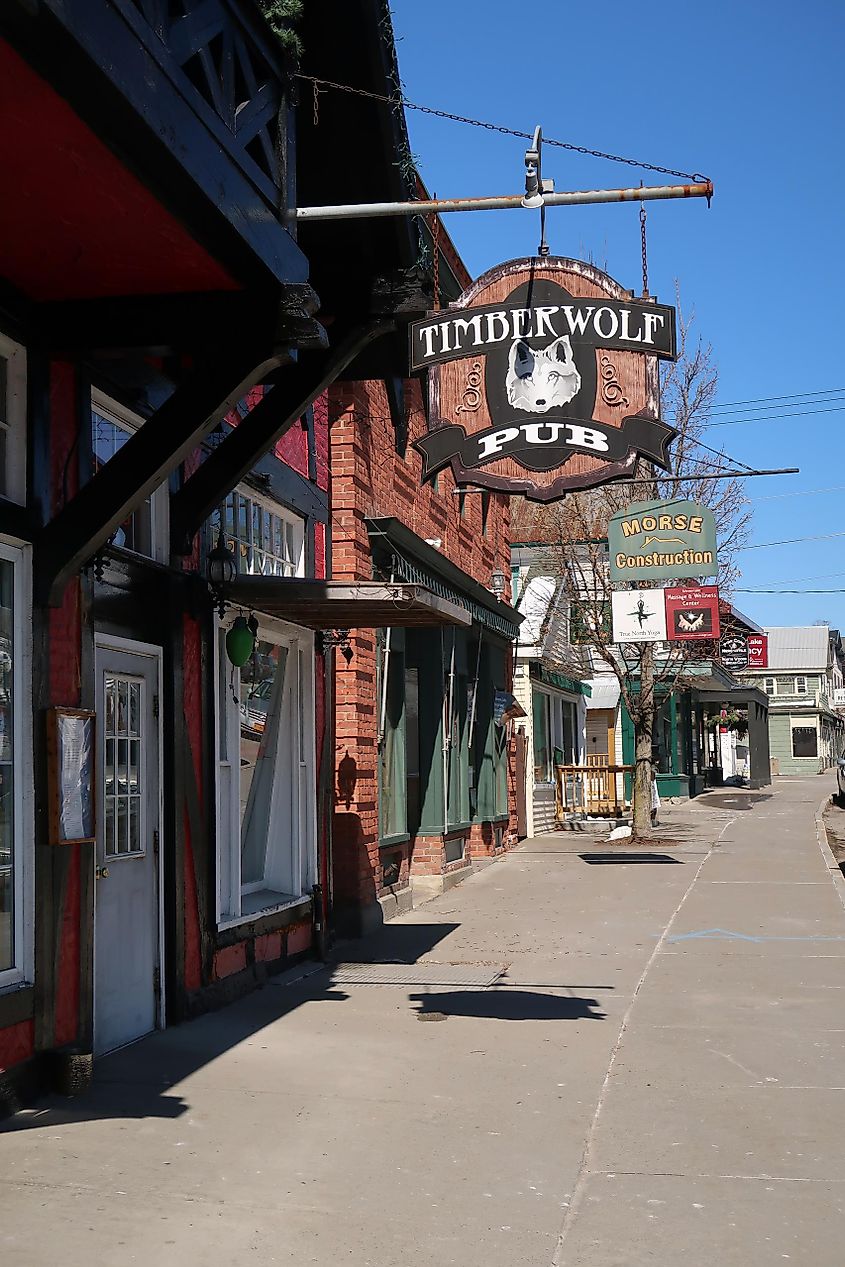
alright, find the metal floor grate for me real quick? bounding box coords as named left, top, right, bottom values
left=330, top=962, right=505, bottom=988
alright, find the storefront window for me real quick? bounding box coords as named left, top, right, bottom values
left=217, top=625, right=315, bottom=924
left=533, top=691, right=550, bottom=782
left=792, top=725, right=818, bottom=758
left=445, top=632, right=470, bottom=830
left=0, top=543, right=31, bottom=985
left=0, top=557, right=14, bottom=971
left=379, top=633, right=406, bottom=842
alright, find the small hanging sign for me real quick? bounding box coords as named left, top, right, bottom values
left=608, top=499, right=718, bottom=582
left=611, top=588, right=668, bottom=644
left=664, top=585, right=721, bottom=640
left=720, top=635, right=750, bottom=671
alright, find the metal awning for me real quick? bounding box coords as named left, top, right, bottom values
left=227, top=578, right=471, bottom=629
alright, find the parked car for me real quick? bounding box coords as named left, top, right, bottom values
left=836, top=758, right=845, bottom=804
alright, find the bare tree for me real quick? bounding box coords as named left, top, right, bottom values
left=512, top=296, right=750, bottom=836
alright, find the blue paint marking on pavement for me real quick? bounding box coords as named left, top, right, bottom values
left=665, top=927, right=845, bottom=944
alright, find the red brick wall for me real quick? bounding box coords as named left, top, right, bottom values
left=329, top=377, right=515, bottom=914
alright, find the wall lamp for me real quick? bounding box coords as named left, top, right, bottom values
left=206, top=523, right=237, bottom=617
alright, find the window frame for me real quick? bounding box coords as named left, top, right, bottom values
left=795, top=675, right=808, bottom=695
left=91, top=390, right=169, bottom=564
left=0, top=332, right=27, bottom=507
left=215, top=487, right=305, bottom=579
left=0, top=538, right=34, bottom=991
left=214, top=611, right=316, bottom=930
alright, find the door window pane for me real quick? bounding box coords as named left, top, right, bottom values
left=103, top=673, right=144, bottom=857
left=0, top=559, right=14, bottom=970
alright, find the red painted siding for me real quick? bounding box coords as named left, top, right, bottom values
left=0, top=1021, right=34, bottom=1072
left=0, top=42, right=237, bottom=301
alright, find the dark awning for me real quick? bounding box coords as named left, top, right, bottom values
left=227, top=578, right=471, bottom=629
left=690, top=682, right=769, bottom=709
left=366, top=516, right=523, bottom=641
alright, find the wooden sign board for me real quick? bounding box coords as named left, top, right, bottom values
left=411, top=257, right=677, bottom=502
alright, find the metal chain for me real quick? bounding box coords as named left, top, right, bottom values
left=639, top=200, right=649, bottom=297
left=430, top=199, right=440, bottom=309
left=312, top=79, right=320, bottom=127
left=294, top=74, right=709, bottom=183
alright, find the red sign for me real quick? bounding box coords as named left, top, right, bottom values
left=748, top=633, right=768, bottom=668
left=664, top=586, right=721, bottom=641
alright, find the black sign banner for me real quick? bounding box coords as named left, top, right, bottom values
left=415, top=413, right=678, bottom=482
left=410, top=295, right=677, bottom=371
left=720, top=635, right=749, bottom=672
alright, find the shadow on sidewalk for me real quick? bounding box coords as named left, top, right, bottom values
left=1, top=923, right=460, bottom=1133
left=410, top=990, right=607, bottom=1022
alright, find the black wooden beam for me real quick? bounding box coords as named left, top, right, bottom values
left=1, top=0, right=307, bottom=292
left=170, top=320, right=393, bottom=553
left=36, top=337, right=289, bottom=605
left=35, top=285, right=326, bottom=356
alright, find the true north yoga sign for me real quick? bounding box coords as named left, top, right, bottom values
left=411, top=258, right=678, bottom=501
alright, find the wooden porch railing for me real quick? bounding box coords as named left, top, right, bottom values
left=554, top=757, right=632, bottom=820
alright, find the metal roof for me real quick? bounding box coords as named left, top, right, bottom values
left=764, top=626, right=830, bottom=671
left=586, top=678, right=621, bottom=711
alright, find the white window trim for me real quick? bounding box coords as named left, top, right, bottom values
left=214, top=610, right=316, bottom=930
left=91, top=390, right=169, bottom=564
left=0, top=332, right=27, bottom=507
left=795, top=675, right=808, bottom=695
left=224, top=485, right=306, bottom=579
left=790, top=717, right=819, bottom=759
left=0, top=538, right=34, bottom=991
left=764, top=677, right=775, bottom=695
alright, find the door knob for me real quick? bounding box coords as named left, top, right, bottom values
left=96, top=865, right=110, bottom=879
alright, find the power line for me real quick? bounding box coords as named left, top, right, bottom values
left=296, top=73, right=708, bottom=182
left=738, top=530, right=845, bottom=552
left=736, top=589, right=845, bottom=595
left=753, top=485, right=845, bottom=503
left=700, top=404, right=845, bottom=431
left=665, top=387, right=845, bottom=416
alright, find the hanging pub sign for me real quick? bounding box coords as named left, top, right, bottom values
left=748, top=633, right=768, bottom=668
left=608, top=498, right=717, bottom=583
left=611, top=588, right=667, bottom=644
left=664, top=585, right=721, bottom=641
left=410, top=257, right=677, bottom=502
left=720, top=634, right=749, bottom=671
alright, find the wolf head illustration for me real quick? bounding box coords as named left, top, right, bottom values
left=506, top=335, right=581, bottom=414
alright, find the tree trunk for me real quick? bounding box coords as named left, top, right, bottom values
left=632, top=643, right=655, bottom=836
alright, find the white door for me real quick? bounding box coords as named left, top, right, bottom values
left=94, top=642, right=161, bottom=1055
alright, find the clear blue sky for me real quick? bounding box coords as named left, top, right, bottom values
left=391, top=0, right=845, bottom=632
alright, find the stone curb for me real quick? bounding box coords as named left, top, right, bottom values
left=814, top=793, right=845, bottom=914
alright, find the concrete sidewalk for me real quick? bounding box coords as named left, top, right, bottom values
left=2, top=779, right=845, bottom=1265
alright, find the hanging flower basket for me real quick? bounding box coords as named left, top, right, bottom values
left=705, top=708, right=747, bottom=737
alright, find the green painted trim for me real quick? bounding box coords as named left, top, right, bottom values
left=529, top=662, right=592, bottom=696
